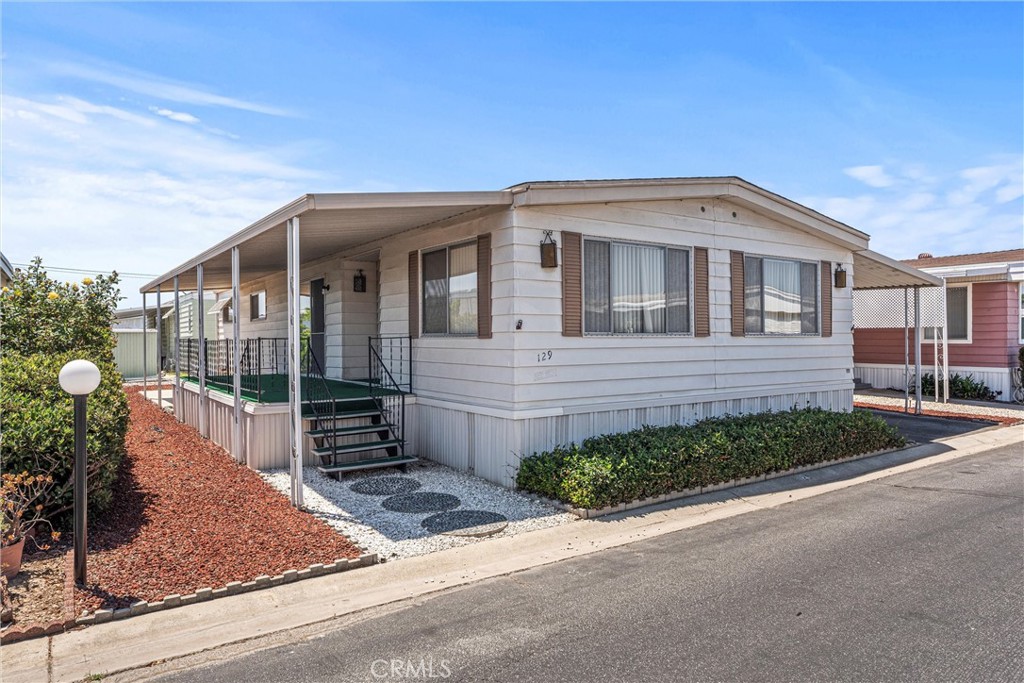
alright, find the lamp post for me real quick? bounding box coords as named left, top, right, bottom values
left=58, top=359, right=101, bottom=585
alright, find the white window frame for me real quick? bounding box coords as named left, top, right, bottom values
left=743, top=254, right=820, bottom=337
left=420, top=240, right=478, bottom=337
left=1017, top=282, right=1023, bottom=344
left=581, top=237, right=694, bottom=337
left=926, top=283, right=972, bottom=344
left=249, top=290, right=267, bottom=321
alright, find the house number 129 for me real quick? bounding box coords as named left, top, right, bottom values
left=537, top=350, right=553, bottom=362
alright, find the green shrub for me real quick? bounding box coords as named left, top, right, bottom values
left=516, top=408, right=905, bottom=510
left=0, top=259, right=129, bottom=518
left=920, top=372, right=996, bottom=401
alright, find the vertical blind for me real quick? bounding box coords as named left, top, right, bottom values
left=744, top=256, right=818, bottom=334
left=448, top=242, right=478, bottom=335
left=584, top=240, right=690, bottom=334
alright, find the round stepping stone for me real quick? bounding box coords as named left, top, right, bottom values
left=421, top=510, right=509, bottom=537
left=381, top=492, right=461, bottom=514
left=349, top=476, right=422, bottom=496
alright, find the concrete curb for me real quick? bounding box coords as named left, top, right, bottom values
left=523, top=445, right=906, bottom=519
left=0, top=553, right=377, bottom=645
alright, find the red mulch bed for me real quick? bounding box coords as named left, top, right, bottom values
left=73, top=388, right=361, bottom=613
left=854, top=401, right=1023, bottom=426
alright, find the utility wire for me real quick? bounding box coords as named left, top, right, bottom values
left=10, top=263, right=158, bottom=279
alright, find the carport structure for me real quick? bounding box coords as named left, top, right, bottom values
left=852, top=250, right=945, bottom=413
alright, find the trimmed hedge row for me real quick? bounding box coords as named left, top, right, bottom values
left=516, top=408, right=905, bottom=510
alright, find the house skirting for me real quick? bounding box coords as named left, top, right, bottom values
left=854, top=363, right=1014, bottom=402
left=415, top=385, right=854, bottom=488
left=175, top=381, right=421, bottom=470
left=174, top=381, right=854, bottom=485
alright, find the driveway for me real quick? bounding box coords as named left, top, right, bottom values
left=866, top=408, right=1001, bottom=444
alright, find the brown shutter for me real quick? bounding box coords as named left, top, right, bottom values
left=820, top=260, right=832, bottom=338
left=694, top=247, right=710, bottom=337
left=408, top=251, right=419, bottom=339
left=477, top=234, right=492, bottom=339
left=730, top=251, right=745, bottom=337
left=562, top=232, right=583, bottom=337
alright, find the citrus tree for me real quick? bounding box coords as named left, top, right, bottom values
left=0, top=258, right=130, bottom=518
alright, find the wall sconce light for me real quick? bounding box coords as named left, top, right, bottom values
left=540, top=231, right=558, bottom=268
left=321, top=282, right=331, bottom=294
left=353, top=269, right=366, bottom=293
left=834, top=264, right=847, bottom=289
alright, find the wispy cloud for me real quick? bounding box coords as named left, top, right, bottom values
left=845, top=165, right=896, bottom=188
left=45, top=60, right=296, bottom=117
left=803, top=156, right=1023, bottom=259
left=149, top=106, right=200, bottom=124
left=1, top=92, right=317, bottom=306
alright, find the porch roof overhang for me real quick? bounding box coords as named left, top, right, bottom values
left=140, top=191, right=514, bottom=293
left=140, top=177, right=933, bottom=294
left=852, top=250, right=943, bottom=290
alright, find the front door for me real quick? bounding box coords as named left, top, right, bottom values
left=308, top=277, right=326, bottom=372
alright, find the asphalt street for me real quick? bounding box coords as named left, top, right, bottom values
left=153, top=442, right=1023, bottom=683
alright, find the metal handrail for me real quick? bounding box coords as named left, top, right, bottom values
left=302, top=338, right=339, bottom=465
left=369, top=344, right=405, bottom=458
left=368, top=335, right=412, bottom=392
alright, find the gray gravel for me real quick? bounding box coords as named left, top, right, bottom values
left=261, top=461, right=576, bottom=561
left=856, top=391, right=1024, bottom=420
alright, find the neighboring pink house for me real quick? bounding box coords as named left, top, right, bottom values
left=854, top=248, right=1024, bottom=401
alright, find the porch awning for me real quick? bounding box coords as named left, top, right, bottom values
left=209, top=296, right=232, bottom=313
left=140, top=191, right=513, bottom=293
left=852, top=250, right=942, bottom=290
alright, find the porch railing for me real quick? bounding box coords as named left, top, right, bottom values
left=181, top=337, right=288, bottom=400
left=369, top=343, right=405, bottom=458
left=302, top=337, right=339, bottom=462
left=369, top=336, right=412, bottom=393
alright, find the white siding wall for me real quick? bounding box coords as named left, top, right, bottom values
left=507, top=198, right=855, bottom=410
left=340, top=260, right=378, bottom=380
left=374, top=209, right=517, bottom=408
left=221, top=254, right=349, bottom=380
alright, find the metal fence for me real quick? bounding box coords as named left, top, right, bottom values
left=181, top=337, right=288, bottom=399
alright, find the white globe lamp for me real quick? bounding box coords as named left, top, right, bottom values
left=59, top=358, right=101, bottom=585
left=59, top=359, right=101, bottom=396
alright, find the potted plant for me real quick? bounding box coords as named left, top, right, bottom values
left=1, top=471, right=59, bottom=579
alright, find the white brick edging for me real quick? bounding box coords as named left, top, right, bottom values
left=522, top=446, right=907, bottom=520
left=75, top=553, right=378, bottom=626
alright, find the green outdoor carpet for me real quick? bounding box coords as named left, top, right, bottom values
left=183, top=373, right=402, bottom=406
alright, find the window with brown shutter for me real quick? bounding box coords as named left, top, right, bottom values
left=477, top=234, right=492, bottom=339
left=820, top=260, right=832, bottom=338
left=562, top=231, right=583, bottom=337
left=694, top=247, right=710, bottom=337
left=737, top=253, right=822, bottom=336
left=408, top=251, right=419, bottom=338
left=730, top=251, right=745, bottom=336
left=419, top=241, right=480, bottom=336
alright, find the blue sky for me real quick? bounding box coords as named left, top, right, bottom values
left=2, top=2, right=1021, bottom=306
